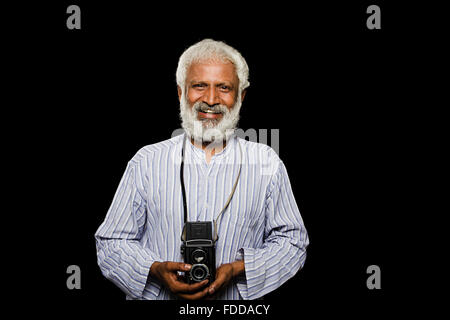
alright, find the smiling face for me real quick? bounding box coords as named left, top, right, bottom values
left=185, top=61, right=239, bottom=122
left=178, top=60, right=245, bottom=143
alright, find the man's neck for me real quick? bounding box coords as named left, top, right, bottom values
left=190, top=138, right=227, bottom=164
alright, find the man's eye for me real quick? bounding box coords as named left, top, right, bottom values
left=193, top=84, right=206, bottom=88
left=220, top=86, right=230, bottom=91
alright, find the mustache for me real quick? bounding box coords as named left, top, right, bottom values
left=194, top=102, right=229, bottom=114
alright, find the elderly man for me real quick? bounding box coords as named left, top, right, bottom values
left=95, top=39, right=309, bottom=300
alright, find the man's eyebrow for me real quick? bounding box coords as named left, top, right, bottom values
left=189, top=80, right=207, bottom=85
left=189, top=80, right=234, bottom=88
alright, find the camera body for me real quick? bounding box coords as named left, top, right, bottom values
left=181, top=221, right=216, bottom=284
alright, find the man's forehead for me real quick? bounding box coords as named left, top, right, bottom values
left=187, top=61, right=238, bottom=82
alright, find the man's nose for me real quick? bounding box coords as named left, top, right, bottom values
left=203, top=87, right=220, bottom=106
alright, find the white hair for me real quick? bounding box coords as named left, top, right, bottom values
left=176, top=39, right=250, bottom=94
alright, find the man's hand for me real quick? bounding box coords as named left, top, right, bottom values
left=207, top=260, right=245, bottom=297
left=150, top=261, right=209, bottom=300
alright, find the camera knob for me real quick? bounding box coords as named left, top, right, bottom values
left=180, top=245, right=184, bottom=255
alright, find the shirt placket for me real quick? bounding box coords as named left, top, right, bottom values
left=198, top=161, right=214, bottom=222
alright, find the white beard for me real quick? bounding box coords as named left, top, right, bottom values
left=179, top=92, right=241, bottom=143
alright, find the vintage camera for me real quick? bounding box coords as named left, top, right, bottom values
left=180, top=221, right=216, bottom=284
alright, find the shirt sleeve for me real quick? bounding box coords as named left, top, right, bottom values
left=236, top=160, right=309, bottom=300
left=94, top=158, right=162, bottom=299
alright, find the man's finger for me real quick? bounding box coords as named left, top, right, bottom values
left=171, top=279, right=209, bottom=294
left=208, top=274, right=225, bottom=295
left=178, top=286, right=210, bottom=300
left=166, top=261, right=192, bottom=272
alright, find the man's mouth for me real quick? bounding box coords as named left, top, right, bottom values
left=198, top=110, right=223, bottom=119
left=200, top=109, right=221, bottom=114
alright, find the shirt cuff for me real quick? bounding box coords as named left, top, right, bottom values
left=123, top=249, right=161, bottom=299
left=235, top=247, right=267, bottom=300
left=143, top=260, right=162, bottom=298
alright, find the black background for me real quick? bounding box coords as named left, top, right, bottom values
left=6, top=0, right=441, bottom=317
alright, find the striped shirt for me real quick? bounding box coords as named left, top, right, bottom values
left=95, top=133, right=309, bottom=300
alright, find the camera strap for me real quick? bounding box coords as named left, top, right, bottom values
left=180, top=133, right=243, bottom=242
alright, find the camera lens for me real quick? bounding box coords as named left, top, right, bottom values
left=190, top=264, right=209, bottom=282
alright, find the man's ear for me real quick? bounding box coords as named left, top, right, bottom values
left=177, top=85, right=182, bottom=102
left=241, top=89, right=247, bottom=102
